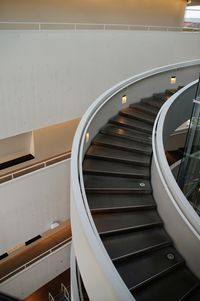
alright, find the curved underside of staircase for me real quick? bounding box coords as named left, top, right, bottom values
left=82, top=89, right=200, bottom=300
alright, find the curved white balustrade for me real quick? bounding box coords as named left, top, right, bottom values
left=152, top=81, right=200, bottom=278
left=71, top=59, right=200, bottom=300
left=1, top=21, right=200, bottom=31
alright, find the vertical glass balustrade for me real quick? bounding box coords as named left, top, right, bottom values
left=177, top=79, right=200, bottom=215
left=48, top=283, right=70, bottom=301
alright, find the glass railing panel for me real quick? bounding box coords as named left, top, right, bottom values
left=177, top=78, right=200, bottom=215
left=48, top=283, right=70, bottom=301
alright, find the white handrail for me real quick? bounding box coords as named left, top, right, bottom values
left=0, top=21, right=200, bottom=32
left=71, top=59, right=200, bottom=300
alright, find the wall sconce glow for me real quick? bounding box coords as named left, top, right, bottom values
left=85, top=132, right=90, bottom=143
left=50, top=221, right=60, bottom=230
left=122, top=95, right=127, bottom=105
left=171, top=76, right=176, bottom=84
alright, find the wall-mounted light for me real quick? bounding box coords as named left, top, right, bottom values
left=50, top=221, right=60, bottom=229
left=122, top=95, right=127, bottom=105
left=170, top=76, right=176, bottom=84
left=85, top=132, right=90, bottom=143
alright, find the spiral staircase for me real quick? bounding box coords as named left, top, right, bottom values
left=71, top=62, right=200, bottom=301
left=82, top=88, right=200, bottom=301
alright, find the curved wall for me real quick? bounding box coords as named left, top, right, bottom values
left=0, top=30, right=200, bottom=139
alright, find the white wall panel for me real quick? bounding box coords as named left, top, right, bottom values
left=0, top=160, right=70, bottom=253
left=0, top=30, right=200, bottom=139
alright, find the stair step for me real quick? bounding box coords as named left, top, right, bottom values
left=84, top=175, right=151, bottom=193
left=87, top=193, right=155, bottom=211
left=134, top=266, right=199, bottom=301
left=120, top=107, right=155, bottom=125
left=153, top=92, right=170, bottom=101
left=165, top=88, right=178, bottom=96
left=93, top=133, right=152, bottom=155
left=102, top=227, right=171, bottom=261
left=83, top=158, right=150, bottom=179
left=140, top=97, right=166, bottom=109
left=115, top=246, right=184, bottom=291
left=129, top=103, right=158, bottom=117
left=101, top=124, right=152, bottom=145
left=86, top=145, right=150, bottom=167
left=92, top=210, right=162, bottom=235
left=183, top=286, right=200, bottom=301
left=110, top=115, right=152, bottom=134
left=165, top=149, right=184, bottom=166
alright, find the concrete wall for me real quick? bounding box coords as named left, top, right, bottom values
left=0, top=160, right=70, bottom=253
left=33, top=118, right=79, bottom=159
left=0, top=30, right=200, bottom=140
left=0, top=0, right=186, bottom=27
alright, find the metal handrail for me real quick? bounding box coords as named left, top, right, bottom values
left=0, top=237, right=71, bottom=283
left=0, top=21, right=199, bottom=32
left=49, top=292, right=55, bottom=301
left=61, top=283, right=70, bottom=297
left=0, top=151, right=71, bottom=184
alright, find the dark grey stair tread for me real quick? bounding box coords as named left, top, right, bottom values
left=101, top=124, right=152, bottom=144
left=84, top=175, right=151, bottom=192
left=86, top=145, right=150, bottom=166
left=93, top=210, right=162, bottom=234
left=93, top=133, right=152, bottom=154
left=110, top=115, right=152, bottom=134
left=184, top=286, right=200, bottom=301
left=120, top=107, right=155, bottom=125
left=83, top=158, right=149, bottom=178
left=134, top=266, right=198, bottom=301
left=141, top=97, right=166, bottom=109
left=130, top=103, right=158, bottom=116
left=166, top=149, right=183, bottom=166
left=165, top=88, right=178, bottom=95
left=87, top=193, right=155, bottom=210
left=115, top=246, right=183, bottom=291
left=153, top=92, right=170, bottom=101
left=102, top=227, right=171, bottom=261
